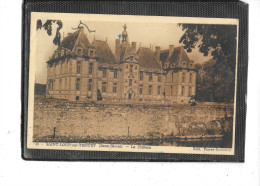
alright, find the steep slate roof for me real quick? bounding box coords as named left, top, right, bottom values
left=90, top=40, right=118, bottom=64
left=159, top=49, right=169, bottom=62
left=120, top=44, right=133, bottom=61
left=169, top=46, right=190, bottom=65
left=136, top=47, right=161, bottom=69
left=58, top=29, right=90, bottom=52
left=160, top=46, right=191, bottom=65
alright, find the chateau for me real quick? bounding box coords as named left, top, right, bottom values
left=46, top=24, right=196, bottom=103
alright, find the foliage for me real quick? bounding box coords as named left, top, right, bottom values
left=194, top=59, right=235, bottom=103
left=37, top=19, right=63, bottom=46
left=178, top=24, right=237, bottom=103
left=178, top=24, right=237, bottom=73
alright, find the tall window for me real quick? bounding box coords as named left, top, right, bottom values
left=102, top=82, right=107, bottom=92
left=53, top=80, right=55, bottom=90
left=114, top=69, right=118, bottom=78
left=189, top=87, right=192, bottom=96
left=48, top=80, right=51, bottom=90
left=51, top=79, right=54, bottom=90
left=65, top=78, right=67, bottom=90
left=130, top=65, right=133, bottom=73
left=182, top=86, right=185, bottom=96
left=170, top=86, right=173, bottom=96
left=48, top=79, right=52, bottom=90
left=129, top=79, right=133, bottom=86
left=77, top=61, right=81, bottom=74
left=76, top=78, right=80, bottom=90
left=139, top=85, right=143, bottom=94
left=66, top=60, right=68, bottom=73
left=182, top=72, right=185, bottom=82
left=88, top=79, right=92, bottom=91
left=189, top=73, right=192, bottom=83
left=102, top=68, right=106, bottom=77
left=140, top=71, right=143, bottom=81
left=148, top=85, right=152, bottom=95
left=113, top=83, right=117, bottom=93
left=60, top=63, right=63, bottom=74
left=158, top=75, right=161, bottom=82
left=157, top=86, right=161, bottom=95
left=171, top=72, right=174, bottom=82
left=149, top=73, right=153, bottom=81
left=89, top=63, right=93, bottom=75
left=59, top=79, right=62, bottom=90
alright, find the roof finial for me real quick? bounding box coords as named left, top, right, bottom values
left=123, top=24, right=127, bottom=31
left=122, top=24, right=128, bottom=42
left=106, top=37, right=107, bottom=42
left=94, top=35, right=95, bottom=41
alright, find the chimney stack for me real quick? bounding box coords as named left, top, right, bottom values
left=155, top=46, right=161, bottom=61
left=115, top=39, right=120, bottom=61
left=169, top=45, right=175, bottom=58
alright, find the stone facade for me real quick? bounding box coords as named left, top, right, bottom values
left=46, top=25, right=196, bottom=103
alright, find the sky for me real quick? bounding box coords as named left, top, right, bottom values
left=35, top=20, right=212, bottom=84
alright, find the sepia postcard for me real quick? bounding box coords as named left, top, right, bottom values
left=26, top=12, right=239, bottom=156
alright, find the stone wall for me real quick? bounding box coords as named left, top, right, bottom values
left=33, top=97, right=233, bottom=141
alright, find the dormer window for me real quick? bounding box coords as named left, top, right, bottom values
left=88, top=48, right=96, bottom=58
left=77, top=48, right=82, bottom=55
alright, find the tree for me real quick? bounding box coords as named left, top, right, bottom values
left=36, top=20, right=95, bottom=46
left=195, top=59, right=234, bottom=103
left=179, top=24, right=237, bottom=103
left=36, top=19, right=63, bottom=46
left=178, top=24, right=237, bottom=73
